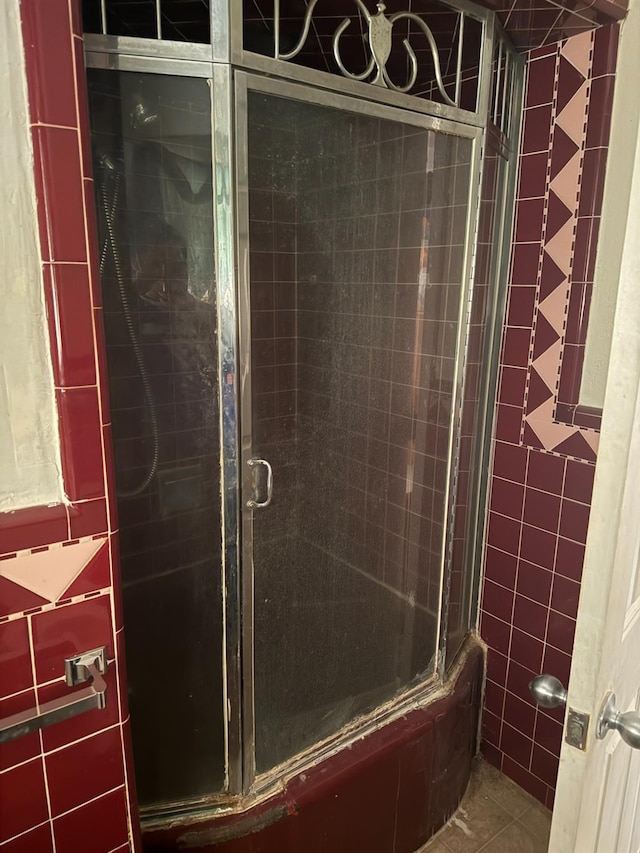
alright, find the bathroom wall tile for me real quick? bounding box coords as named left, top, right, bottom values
left=495, top=403, right=524, bottom=444
left=563, top=459, right=595, bottom=503
left=531, top=744, right=559, bottom=787
left=61, top=539, right=111, bottom=598
left=480, top=612, right=511, bottom=656
left=534, top=710, right=563, bottom=755
left=542, top=645, right=572, bottom=687
left=482, top=580, right=515, bottom=623
left=487, top=511, right=521, bottom=556
left=43, top=263, right=96, bottom=388
left=74, top=40, right=94, bottom=180
left=546, top=610, right=576, bottom=655
left=20, top=0, right=77, bottom=128
left=487, top=648, right=508, bottom=686
left=554, top=536, right=584, bottom=581
left=484, top=547, right=518, bottom=590
left=511, top=243, right=541, bottom=285
left=46, top=726, right=125, bottom=817
left=0, top=757, right=49, bottom=844
left=521, top=105, right=553, bottom=155
left=513, top=595, right=548, bottom=640
left=506, top=660, right=538, bottom=706
left=490, top=479, right=525, bottom=520
left=586, top=75, right=616, bottom=149
left=525, top=450, right=565, bottom=495
left=0, top=504, right=69, bottom=556
left=0, top=689, right=40, bottom=771
left=503, top=691, right=537, bottom=738
left=525, top=56, right=556, bottom=107
left=500, top=723, right=533, bottom=769
left=492, top=441, right=529, bottom=483
left=31, top=126, right=87, bottom=263
left=550, top=573, right=581, bottom=619
left=0, top=575, right=48, bottom=619
left=516, top=560, right=553, bottom=607
left=68, top=498, right=109, bottom=540
left=592, top=24, right=620, bottom=76
left=0, top=617, right=33, bottom=700
left=559, top=498, right=591, bottom=542
left=502, top=327, right=532, bottom=368
left=56, top=387, right=105, bottom=501
left=53, top=786, right=129, bottom=853
left=509, top=628, right=544, bottom=673
left=519, top=525, right=557, bottom=570
left=31, top=595, right=113, bottom=684
left=1, top=823, right=54, bottom=853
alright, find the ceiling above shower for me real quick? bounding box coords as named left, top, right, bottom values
left=82, top=0, right=626, bottom=54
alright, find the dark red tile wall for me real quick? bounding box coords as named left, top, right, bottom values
left=479, top=26, right=619, bottom=809
left=0, top=2, right=139, bottom=850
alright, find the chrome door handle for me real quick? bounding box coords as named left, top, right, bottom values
left=597, top=692, right=640, bottom=749
left=247, top=458, right=273, bottom=509
left=529, top=674, right=568, bottom=709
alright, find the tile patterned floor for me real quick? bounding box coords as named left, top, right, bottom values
left=416, top=759, right=552, bottom=853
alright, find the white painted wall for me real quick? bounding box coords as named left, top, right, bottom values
left=0, top=0, right=63, bottom=512
left=580, top=4, right=640, bottom=408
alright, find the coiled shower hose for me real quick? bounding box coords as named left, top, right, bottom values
left=99, top=165, right=160, bottom=497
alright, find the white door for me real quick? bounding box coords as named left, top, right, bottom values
left=549, top=7, right=640, bottom=848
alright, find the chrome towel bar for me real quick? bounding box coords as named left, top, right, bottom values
left=0, top=646, right=109, bottom=744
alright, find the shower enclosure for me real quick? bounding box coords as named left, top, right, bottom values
left=83, top=0, right=522, bottom=841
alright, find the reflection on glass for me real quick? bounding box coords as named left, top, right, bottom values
left=248, top=92, right=472, bottom=773
left=88, top=70, right=225, bottom=807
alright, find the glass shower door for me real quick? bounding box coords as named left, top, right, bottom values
left=239, top=76, right=478, bottom=777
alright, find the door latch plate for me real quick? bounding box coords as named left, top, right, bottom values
left=565, top=707, right=589, bottom=750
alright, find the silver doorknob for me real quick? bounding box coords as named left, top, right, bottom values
left=596, top=692, right=640, bottom=749
left=529, top=674, right=568, bottom=709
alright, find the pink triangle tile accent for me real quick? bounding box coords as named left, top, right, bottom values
left=560, top=31, right=593, bottom=78
left=550, top=127, right=580, bottom=181
left=532, top=314, right=561, bottom=360
left=522, top=421, right=544, bottom=450
left=545, top=191, right=574, bottom=242
left=553, top=430, right=597, bottom=461
left=556, top=57, right=586, bottom=115
left=556, top=83, right=589, bottom=145
left=62, top=542, right=110, bottom=598
left=526, top=398, right=574, bottom=450
left=532, top=339, right=563, bottom=391
left=540, top=253, right=567, bottom=301
left=544, top=219, right=574, bottom=274
left=527, top=368, right=555, bottom=413
left=582, top=430, right=600, bottom=454
left=551, top=151, right=581, bottom=211
left=539, top=281, right=571, bottom=335
left=0, top=538, right=105, bottom=603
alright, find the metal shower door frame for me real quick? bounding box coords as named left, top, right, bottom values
left=235, top=69, right=484, bottom=796
left=83, top=41, right=494, bottom=808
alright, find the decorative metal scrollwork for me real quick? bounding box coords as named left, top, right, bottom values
left=275, top=0, right=459, bottom=106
